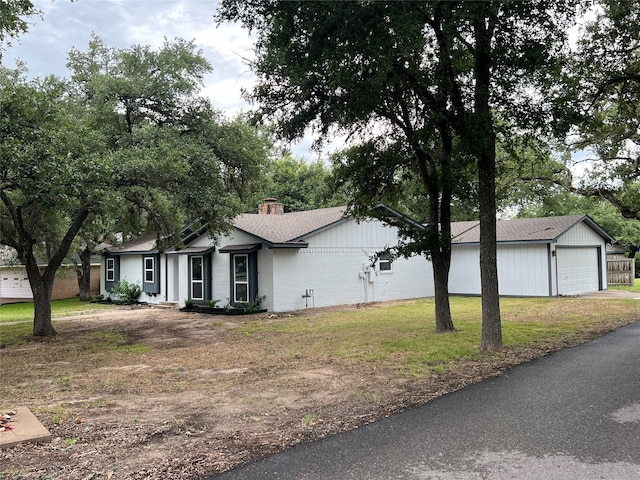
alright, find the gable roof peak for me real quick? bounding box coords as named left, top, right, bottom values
left=234, top=205, right=347, bottom=244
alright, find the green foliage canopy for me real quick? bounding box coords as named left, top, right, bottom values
left=217, top=0, right=583, bottom=346
left=0, top=0, right=39, bottom=60
left=249, top=154, right=344, bottom=213
left=560, top=0, right=640, bottom=222
left=0, top=36, right=270, bottom=336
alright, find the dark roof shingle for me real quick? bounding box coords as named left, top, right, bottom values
left=233, top=206, right=346, bottom=244
left=451, top=215, right=612, bottom=244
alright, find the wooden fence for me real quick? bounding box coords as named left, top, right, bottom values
left=607, top=256, right=635, bottom=286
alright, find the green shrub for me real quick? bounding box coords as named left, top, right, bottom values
left=244, top=295, right=266, bottom=313
left=110, top=280, right=141, bottom=304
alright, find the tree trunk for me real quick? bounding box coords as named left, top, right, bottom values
left=432, top=253, right=454, bottom=331
left=24, top=258, right=56, bottom=337
left=419, top=139, right=455, bottom=333
left=76, top=247, right=93, bottom=301
left=478, top=156, right=502, bottom=350
left=474, top=8, right=502, bottom=351
left=432, top=124, right=454, bottom=333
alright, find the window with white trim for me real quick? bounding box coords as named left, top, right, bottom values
left=144, top=256, right=155, bottom=283
left=106, top=258, right=115, bottom=282
left=378, top=253, right=392, bottom=273
left=191, top=256, right=203, bottom=300
left=233, top=254, right=248, bottom=302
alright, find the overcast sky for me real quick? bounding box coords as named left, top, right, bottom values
left=3, top=0, right=321, bottom=160
left=3, top=0, right=595, bottom=171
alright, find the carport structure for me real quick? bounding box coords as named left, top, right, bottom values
left=448, top=215, right=615, bottom=297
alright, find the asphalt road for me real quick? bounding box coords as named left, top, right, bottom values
left=210, top=321, right=640, bottom=479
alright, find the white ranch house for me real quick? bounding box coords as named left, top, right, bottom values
left=100, top=201, right=615, bottom=311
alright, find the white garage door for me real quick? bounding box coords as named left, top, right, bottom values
left=0, top=269, right=32, bottom=299
left=557, top=247, right=600, bottom=295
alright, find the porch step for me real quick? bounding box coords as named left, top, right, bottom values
left=154, top=301, right=180, bottom=310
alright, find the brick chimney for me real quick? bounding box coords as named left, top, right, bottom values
left=258, top=198, right=284, bottom=215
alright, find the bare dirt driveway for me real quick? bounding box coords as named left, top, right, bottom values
left=1, top=296, right=638, bottom=479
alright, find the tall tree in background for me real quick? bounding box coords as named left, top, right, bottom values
left=250, top=153, right=346, bottom=212
left=65, top=35, right=269, bottom=300
left=217, top=0, right=580, bottom=348
left=0, top=0, right=38, bottom=60
left=220, top=1, right=462, bottom=331
left=1, top=37, right=269, bottom=337
left=1, top=69, right=101, bottom=336
left=558, top=0, right=640, bottom=226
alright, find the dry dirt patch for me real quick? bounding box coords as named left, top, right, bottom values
left=0, top=301, right=637, bottom=479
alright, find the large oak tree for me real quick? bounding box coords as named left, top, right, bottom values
left=217, top=0, right=580, bottom=349
left=1, top=37, right=269, bottom=337
left=559, top=0, right=640, bottom=225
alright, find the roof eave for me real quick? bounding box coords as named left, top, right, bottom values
left=105, top=249, right=159, bottom=255
left=268, top=242, right=309, bottom=249
left=581, top=215, right=616, bottom=244
left=289, top=217, right=349, bottom=242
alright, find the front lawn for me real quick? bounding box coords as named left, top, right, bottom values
left=233, top=296, right=638, bottom=377
left=1, top=296, right=639, bottom=478
left=611, top=278, right=640, bottom=293
left=0, top=297, right=114, bottom=324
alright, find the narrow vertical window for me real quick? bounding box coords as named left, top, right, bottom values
left=106, top=258, right=115, bottom=282
left=144, top=257, right=155, bottom=283
left=191, top=256, right=203, bottom=300
left=233, top=254, right=248, bottom=302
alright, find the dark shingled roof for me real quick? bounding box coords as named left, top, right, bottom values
left=106, top=234, right=158, bottom=254
left=105, top=209, right=613, bottom=254
left=451, top=215, right=614, bottom=244
left=233, top=206, right=347, bottom=245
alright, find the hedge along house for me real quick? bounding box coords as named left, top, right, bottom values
left=101, top=200, right=434, bottom=311
left=447, top=215, right=615, bottom=297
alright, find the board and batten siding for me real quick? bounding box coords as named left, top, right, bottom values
left=448, top=245, right=481, bottom=295
left=556, top=221, right=604, bottom=246
left=448, top=243, right=551, bottom=296
left=449, top=220, right=608, bottom=297
left=496, top=244, right=551, bottom=296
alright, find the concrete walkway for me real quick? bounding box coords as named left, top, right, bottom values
left=580, top=289, right=640, bottom=299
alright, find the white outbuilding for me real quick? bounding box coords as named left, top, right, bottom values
left=448, top=215, right=614, bottom=297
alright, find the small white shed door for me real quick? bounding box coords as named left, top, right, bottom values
left=557, top=247, right=600, bottom=295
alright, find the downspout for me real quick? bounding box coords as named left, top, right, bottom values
left=597, top=246, right=603, bottom=290
left=554, top=246, right=559, bottom=296
left=547, top=244, right=553, bottom=297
